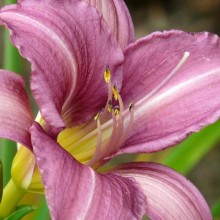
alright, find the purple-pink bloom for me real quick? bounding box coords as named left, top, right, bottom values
left=0, top=0, right=220, bottom=219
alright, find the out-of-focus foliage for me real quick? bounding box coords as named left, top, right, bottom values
left=4, top=205, right=37, bottom=220
left=212, top=198, right=220, bottom=219
left=125, top=0, right=220, bottom=36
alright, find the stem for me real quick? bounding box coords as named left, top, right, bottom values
left=0, top=140, right=17, bottom=187
left=0, top=180, right=25, bottom=218
left=0, top=0, right=22, bottom=187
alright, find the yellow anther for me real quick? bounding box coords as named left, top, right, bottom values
left=112, top=86, right=119, bottom=100
left=129, top=103, right=134, bottom=111
left=114, top=107, right=120, bottom=116
left=114, top=109, right=120, bottom=116
left=104, top=68, right=111, bottom=83
left=94, top=112, right=101, bottom=121
left=107, top=101, right=112, bottom=113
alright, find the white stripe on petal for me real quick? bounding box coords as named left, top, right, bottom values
left=1, top=11, right=77, bottom=88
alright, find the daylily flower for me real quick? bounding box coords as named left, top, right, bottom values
left=0, top=0, right=220, bottom=219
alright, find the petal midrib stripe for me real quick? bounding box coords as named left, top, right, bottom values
left=135, top=68, right=220, bottom=117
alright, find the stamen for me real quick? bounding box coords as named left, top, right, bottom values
left=118, top=103, right=134, bottom=147
left=112, top=85, right=119, bottom=101
left=103, top=93, right=125, bottom=156
left=117, top=92, right=125, bottom=113
left=104, top=67, right=111, bottom=83
left=89, top=69, right=135, bottom=166
left=89, top=115, right=102, bottom=165
left=90, top=94, right=126, bottom=166
left=107, top=100, right=112, bottom=113
left=96, top=119, right=102, bottom=153
left=90, top=77, right=128, bottom=166
left=129, top=103, right=134, bottom=111
left=114, top=92, right=125, bottom=142
left=102, top=68, right=113, bottom=117
left=96, top=111, right=118, bottom=162
left=115, top=92, right=125, bottom=137
left=65, top=53, right=191, bottom=168
left=114, top=106, right=120, bottom=116
left=94, top=112, right=101, bottom=121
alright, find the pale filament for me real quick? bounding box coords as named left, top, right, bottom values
left=102, top=68, right=113, bottom=118
left=58, top=52, right=190, bottom=165
left=117, top=104, right=134, bottom=147
left=89, top=51, right=190, bottom=167
left=88, top=115, right=102, bottom=165
left=108, top=94, right=125, bottom=153
left=98, top=109, right=121, bottom=160
left=89, top=70, right=133, bottom=166
left=88, top=111, right=117, bottom=166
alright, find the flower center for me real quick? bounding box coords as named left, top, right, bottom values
left=58, top=68, right=135, bottom=168
left=58, top=51, right=190, bottom=168
left=11, top=51, right=190, bottom=193
left=88, top=68, right=135, bottom=167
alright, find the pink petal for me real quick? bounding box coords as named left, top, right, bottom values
left=81, top=0, right=135, bottom=48
left=120, top=30, right=220, bottom=153
left=0, top=1, right=124, bottom=134
left=117, top=162, right=212, bottom=220
left=0, top=70, right=33, bottom=148
left=30, top=123, right=146, bottom=220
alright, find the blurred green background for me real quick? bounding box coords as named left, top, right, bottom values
left=0, top=0, right=220, bottom=219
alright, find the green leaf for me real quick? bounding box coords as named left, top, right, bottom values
left=212, top=199, right=220, bottom=219
left=163, top=120, right=220, bottom=175
left=4, top=205, right=37, bottom=220
left=0, top=140, right=17, bottom=187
